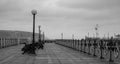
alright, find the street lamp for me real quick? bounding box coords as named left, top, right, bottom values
left=31, top=9, right=37, bottom=44
left=61, top=33, right=63, bottom=40
left=38, top=25, right=41, bottom=42
left=43, top=32, right=45, bottom=44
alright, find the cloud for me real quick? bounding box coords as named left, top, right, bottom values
left=0, top=0, right=120, bottom=39
left=56, top=0, right=120, bottom=23
left=57, top=0, right=120, bottom=10
left=0, top=0, right=22, bottom=14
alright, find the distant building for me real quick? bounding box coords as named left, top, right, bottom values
left=115, top=34, right=120, bottom=39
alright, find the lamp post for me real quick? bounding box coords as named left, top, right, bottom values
left=31, top=9, right=37, bottom=44
left=39, top=25, right=41, bottom=43
left=43, top=32, right=45, bottom=44
left=72, top=34, right=74, bottom=48
left=95, top=24, right=99, bottom=38
left=61, top=33, right=63, bottom=40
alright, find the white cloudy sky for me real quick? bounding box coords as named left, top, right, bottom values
left=0, top=0, right=120, bottom=39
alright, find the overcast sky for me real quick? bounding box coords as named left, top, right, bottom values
left=0, top=0, right=120, bottom=39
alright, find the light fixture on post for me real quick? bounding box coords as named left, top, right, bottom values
left=31, top=9, right=37, bottom=44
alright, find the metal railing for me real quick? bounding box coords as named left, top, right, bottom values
left=0, top=38, right=29, bottom=48
left=55, top=38, right=120, bottom=62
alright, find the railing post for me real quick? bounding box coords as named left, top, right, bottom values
left=93, top=39, right=97, bottom=56
left=108, top=37, right=114, bottom=62
left=0, top=38, right=1, bottom=48
left=80, top=40, right=82, bottom=52
left=88, top=40, right=91, bottom=55
left=77, top=40, right=79, bottom=50
left=81, top=40, right=83, bottom=52
left=78, top=40, right=80, bottom=51
left=100, top=40, right=104, bottom=59
left=84, top=40, right=86, bottom=53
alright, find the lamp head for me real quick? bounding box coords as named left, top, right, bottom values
left=31, top=9, right=37, bottom=15
left=39, top=25, right=41, bottom=28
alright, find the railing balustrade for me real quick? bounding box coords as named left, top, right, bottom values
left=55, top=38, right=120, bottom=62
left=0, top=37, right=30, bottom=48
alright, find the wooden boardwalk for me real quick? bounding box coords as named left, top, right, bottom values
left=0, top=43, right=119, bottom=64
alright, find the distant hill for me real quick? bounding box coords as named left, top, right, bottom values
left=0, top=30, right=48, bottom=40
